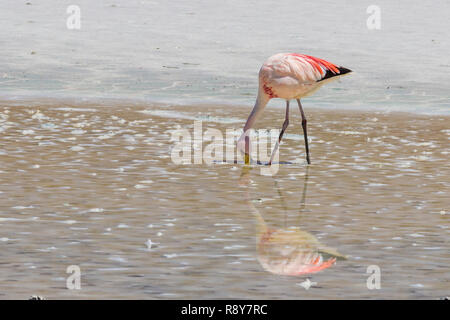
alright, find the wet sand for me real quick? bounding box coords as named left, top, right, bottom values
left=0, top=100, right=448, bottom=299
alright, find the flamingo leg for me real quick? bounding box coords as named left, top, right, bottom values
left=269, top=100, right=290, bottom=165
left=296, top=99, right=311, bottom=164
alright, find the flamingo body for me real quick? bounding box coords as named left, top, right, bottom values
left=239, top=53, right=352, bottom=164
left=259, top=53, right=351, bottom=100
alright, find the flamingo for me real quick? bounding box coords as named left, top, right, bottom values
left=237, top=53, right=352, bottom=165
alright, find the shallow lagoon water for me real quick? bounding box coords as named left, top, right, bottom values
left=1, top=0, right=450, bottom=114
left=0, top=101, right=448, bottom=299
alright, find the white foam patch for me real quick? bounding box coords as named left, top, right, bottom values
left=139, top=109, right=243, bottom=124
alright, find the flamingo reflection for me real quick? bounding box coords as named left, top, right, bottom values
left=239, top=167, right=346, bottom=276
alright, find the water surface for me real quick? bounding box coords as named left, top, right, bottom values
left=0, top=101, right=448, bottom=299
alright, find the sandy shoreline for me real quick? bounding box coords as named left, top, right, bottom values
left=1, top=96, right=450, bottom=117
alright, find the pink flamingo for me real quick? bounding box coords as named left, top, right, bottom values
left=238, top=53, right=352, bottom=165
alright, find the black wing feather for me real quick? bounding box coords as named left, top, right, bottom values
left=318, top=67, right=352, bottom=82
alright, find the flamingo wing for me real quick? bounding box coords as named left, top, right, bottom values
left=262, top=53, right=351, bottom=85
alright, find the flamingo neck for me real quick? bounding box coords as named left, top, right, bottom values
left=243, top=92, right=270, bottom=132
